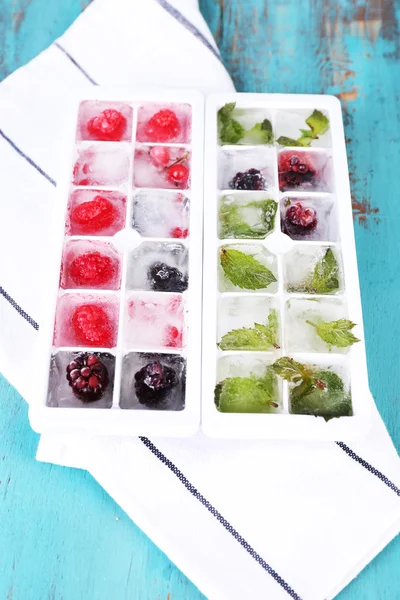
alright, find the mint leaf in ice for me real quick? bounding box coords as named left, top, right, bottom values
left=218, top=102, right=246, bottom=144
left=220, top=247, right=277, bottom=290
left=306, top=248, right=340, bottom=294
left=278, top=109, right=330, bottom=147
left=219, top=198, right=277, bottom=239
left=306, top=319, right=360, bottom=348
left=214, top=367, right=279, bottom=413
left=276, top=136, right=299, bottom=147
left=218, top=309, right=279, bottom=351
left=245, top=119, right=273, bottom=145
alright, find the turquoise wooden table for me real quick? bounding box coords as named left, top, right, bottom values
left=0, top=1, right=399, bottom=598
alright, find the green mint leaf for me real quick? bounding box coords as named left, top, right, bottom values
left=245, top=119, right=273, bottom=144
left=220, top=247, right=277, bottom=290
left=218, top=309, right=279, bottom=351
left=218, top=102, right=246, bottom=144
left=290, top=370, right=352, bottom=421
left=306, top=319, right=360, bottom=348
left=296, top=129, right=315, bottom=147
left=271, top=356, right=313, bottom=384
left=219, top=198, right=277, bottom=239
left=214, top=368, right=279, bottom=413
left=306, top=109, right=329, bottom=137
left=305, top=248, right=340, bottom=294
left=277, top=135, right=299, bottom=146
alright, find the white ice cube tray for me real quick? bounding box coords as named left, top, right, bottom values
left=29, top=90, right=372, bottom=441
left=30, top=89, right=204, bottom=437
left=202, top=93, right=371, bottom=440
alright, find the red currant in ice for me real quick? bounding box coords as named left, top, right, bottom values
left=150, top=146, right=170, bottom=167
left=145, top=109, right=180, bottom=142
left=69, top=252, right=116, bottom=287
left=279, top=152, right=316, bottom=191
left=72, top=304, right=113, bottom=347
left=171, top=227, right=189, bottom=239
left=164, top=325, right=183, bottom=348
left=284, top=202, right=318, bottom=237
left=87, top=109, right=127, bottom=141
left=71, top=196, right=116, bottom=233
left=167, top=163, right=189, bottom=187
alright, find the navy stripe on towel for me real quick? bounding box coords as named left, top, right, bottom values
left=0, top=286, right=39, bottom=330
left=54, top=42, right=98, bottom=85
left=139, top=436, right=302, bottom=600
left=336, top=442, right=400, bottom=497
left=155, top=0, right=224, bottom=65
left=0, top=129, right=56, bottom=187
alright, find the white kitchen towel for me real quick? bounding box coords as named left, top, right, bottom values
left=0, top=1, right=399, bottom=600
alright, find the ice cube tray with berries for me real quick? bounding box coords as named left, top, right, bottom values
left=202, top=93, right=371, bottom=441
left=30, top=90, right=203, bottom=437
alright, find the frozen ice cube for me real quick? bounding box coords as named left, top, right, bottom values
left=47, top=350, right=115, bottom=408
left=218, top=243, right=278, bottom=293
left=127, top=242, right=189, bottom=293
left=280, top=196, right=338, bottom=242
left=124, top=293, right=186, bottom=350
left=54, top=293, right=120, bottom=348
left=275, top=109, right=332, bottom=148
left=283, top=245, right=343, bottom=294
left=218, top=147, right=275, bottom=190
left=278, top=149, right=333, bottom=192
left=217, top=295, right=280, bottom=351
left=285, top=298, right=350, bottom=353
left=218, top=105, right=273, bottom=145
left=73, top=145, right=129, bottom=186
left=133, top=145, right=190, bottom=190
left=119, top=352, right=186, bottom=410
left=218, top=193, right=277, bottom=239
left=76, top=101, right=133, bottom=142
left=60, top=239, right=122, bottom=290
left=136, top=103, right=191, bottom=144
left=215, top=354, right=282, bottom=413
left=132, top=190, right=190, bottom=239
left=66, top=189, right=127, bottom=237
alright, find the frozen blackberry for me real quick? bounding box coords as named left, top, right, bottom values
left=148, top=262, right=188, bottom=292
left=134, top=360, right=178, bottom=408
left=66, top=353, right=109, bottom=402
left=229, top=168, right=266, bottom=191
left=284, top=202, right=318, bottom=237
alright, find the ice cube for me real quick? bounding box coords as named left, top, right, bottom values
left=218, top=147, right=275, bottom=190
left=136, top=103, right=191, bottom=144
left=217, top=105, right=273, bottom=145
left=283, top=245, right=343, bottom=295
left=278, top=149, right=333, bottom=192
left=119, top=352, right=186, bottom=410
left=275, top=109, right=332, bottom=148
left=60, top=239, right=122, bottom=290
left=280, top=196, right=338, bottom=242
left=54, top=293, right=120, bottom=348
left=218, top=193, right=277, bottom=239
left=132, top=190, right=190, bottom=239
left=124, top=293, right=186, bottom=350
left=66, top=189, right=127, bottom=237
left=218, top=243, right=278, bottom=293
left=76, top=100, right=133, bottom=142
left=127, top=242, right=189, bottom=293
left=285, top=298, right=349, bottom=353
left=47, top=350, right=115, bottom=408
left=217, top=295, right=280, bottom=351
left=133, top=145, right=190, bottom=190
left=73, top=145, right=129, bottom=186
left=215, top=354, right=282, bottom=413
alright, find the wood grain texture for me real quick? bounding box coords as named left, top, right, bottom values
left=0, top=0, right=399, bottom=599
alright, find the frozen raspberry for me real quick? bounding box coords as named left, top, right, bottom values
left=87, top=109, right=127, bottom=141
left=145, top=109, right=180, bottom=142
left=150, top=146, right=170, bottom=167
left=134, top=360, right=178, bottom=408
left=279, top=153, right=316, bottom=191
left=71, top=196, right=116, bottom=233
left=171, top=227, right=188, bottom=239
left=66, top=353, right=109, bottom=401
left=148, top=262, right=188, bottom=293
left=229, top=168, right=266, bottom=191
left=164, top=325, right=183, bottom=348
left=72, top=304, right=113, bottom=347
left=166, top=163, right=189, bottom=187
left=284, top=202, right=318, bottom=237
left=69, top=252, right=116, bottom=287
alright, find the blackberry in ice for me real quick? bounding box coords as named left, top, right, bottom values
left=66, top=353, right=109, bottom=402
